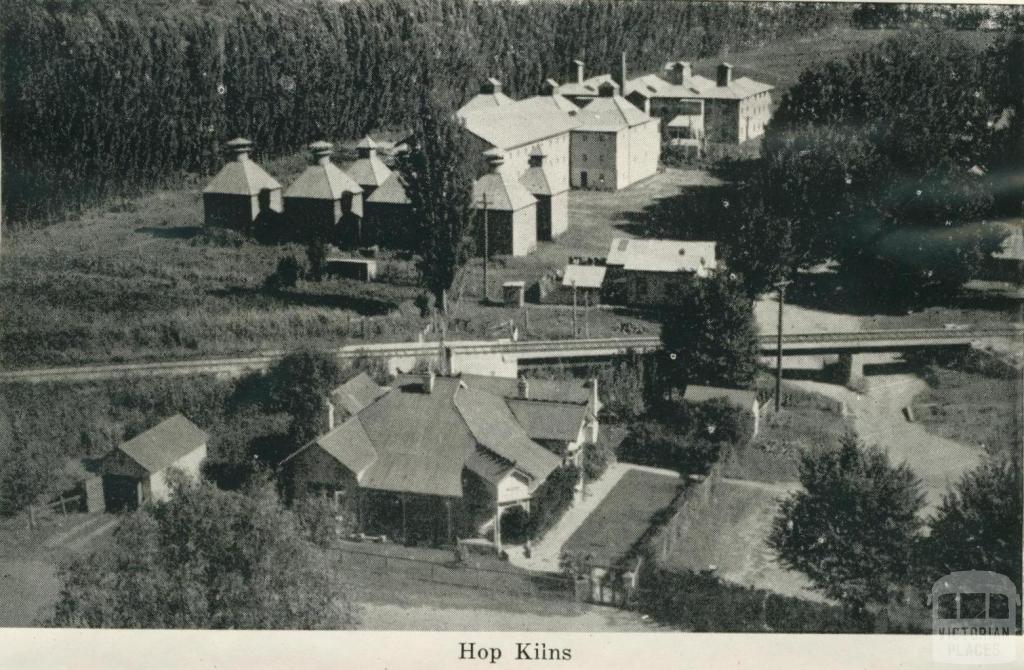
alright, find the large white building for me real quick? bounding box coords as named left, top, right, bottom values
left=570, top=82, right=660, bottom=191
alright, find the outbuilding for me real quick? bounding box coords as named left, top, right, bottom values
left=100, top=415, right=207, bottom=512
left=202, top=138, right=282, bottom=230
left=284, top=141, right=364, bottom=246
left=473, top=150, right=537, bottom=257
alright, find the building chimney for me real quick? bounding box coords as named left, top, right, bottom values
left=484, top=148, right=505, bottom=173
left=717, top=62, right=733, bottom=88
left=574, top=59, right=585, bottom=84
left=541, top=78, right=559, bottom=96
left=528, top=146, right=545, bottom=168
left=309, top=140, right=334, bottom=166
left=668, top=61, right=692, bottom=86
left=225, top=137, right=254, bottom=162
left=326, top=399, right=336, bottom=431
left=356, top=136, right=378, bottom=159
left=481, top=77, right=502, bottom=95
left=598, top=81, right=617, bottom=98
left=518, top=376, right=530, bottom=400
left=612, top=52, right=628, bottom=95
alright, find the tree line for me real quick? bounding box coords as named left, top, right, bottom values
left=1, top=0, right=846, bottom=224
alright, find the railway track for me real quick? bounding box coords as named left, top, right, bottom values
left=1, top=327, right=1020, bottom=384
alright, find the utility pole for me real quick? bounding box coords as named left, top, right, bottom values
left=571, top=280, right=578, bottom=339
left=481, top=193, right=489, bottom=305
left=773, top=279, right=792, bottom=413
left=584, top=292, right=591, bottom=338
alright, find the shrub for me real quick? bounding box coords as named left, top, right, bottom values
left=263, top=256, right=303, bottom=291
left=499, top=505, right=530, bottom=545
left=526, top=463, right=579, bottom=540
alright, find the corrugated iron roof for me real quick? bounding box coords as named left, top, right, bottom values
left=458, top=91, right=516, bottom=114
left=521, top=93, right=580, bottom=115
left=366, top=172, right=410, bottom=205
left=628, top=72, right=772, bottom=101
left=519, top=163, right=556, bottom=196
left=356, top=377, right=476, bottom=498
left=311, top=417, right=378, bottom=477
left=473, top=170, right=536, bottom=211
left=330, top=372, right=388, bottom=417
left=347, top=152, right=392, bottom=189
left=284, top=161, right=362, bottom=201
left=458, top=100, right=579, bottom=151
left=454, top=387, right=561, bottom=491
left=460, top=374, right=591, bottom=404
left=117, top=415, right=206, bottom=474
left=574, top=94, right=653, bottom=131
left=606, top=237, right=717, bottom=274
left=203, top=158, right=282, bottom=196
left=506, top=399, right=587, bottom=443
left=562, top=264, right=607, bottom=289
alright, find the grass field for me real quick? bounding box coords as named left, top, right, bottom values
left=561, top=469, right=682, bottom=567
left=913, top=364, right=1021, bottom=460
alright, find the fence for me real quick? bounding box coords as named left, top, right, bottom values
left=328, top=543, right=575, bottom=602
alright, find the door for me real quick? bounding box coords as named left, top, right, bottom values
left=580, top=171, right=588, bottom=188
left=537, top=196, right=552, bottom=241
left=102, top=474, right=141, bottom=512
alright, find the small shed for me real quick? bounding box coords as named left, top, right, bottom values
left=202, top=138, right=282, bottom=230
left=284, top=141, right=364, bottom=245
left=683, top=385, right=761, bottom=438
left=562, top=264, right=606, bottom=305
left=324, top=255, right=377, bottom=282
left=100, top=415, right=207, bottom=511
left=503, top=281, right=526, bottom=307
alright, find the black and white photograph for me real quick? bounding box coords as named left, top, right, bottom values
left=0, top=0, right=1022, bottom=663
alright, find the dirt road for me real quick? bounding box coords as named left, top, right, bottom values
left=790, top=375, right=984, bottom=516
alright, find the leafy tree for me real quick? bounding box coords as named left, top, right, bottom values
left=758, top=31, right=1009, bottom=301
left=619, top=398, right=748, bottom=476
left=52, top=477, right=356, bottom=629
left=265, top=350, right=344, bottom=450
left=920, top=457, right=1022, bottom=592
left=304, top=237, right=329, bottom=283
left=769, top=435, right=926, bottom=608
left=659, top=273, right=758, bottom=391
left=396, top=66, right=476, bottom=308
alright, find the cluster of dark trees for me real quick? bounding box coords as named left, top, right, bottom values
left=1, top=0, right=846, bottom=224
left=652, top=29, right=1022, bottom=305
left=770, top=436, right=1022, bottom=614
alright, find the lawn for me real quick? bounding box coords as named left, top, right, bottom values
left=720, top=379, right=854, bottom=483
left=912, top=362, right=1021, bottom=461
left=562, top=468, right=682, bottom=568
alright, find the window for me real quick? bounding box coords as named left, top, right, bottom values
left=990, top=594, right=1010, bottom=619
left=960, top=593, right=987, bottom=619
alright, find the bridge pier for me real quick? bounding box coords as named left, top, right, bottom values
left=835, top=353, right=866, bottom=386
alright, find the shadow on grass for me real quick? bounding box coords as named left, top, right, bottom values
left=209, top=286, right=397, bottom=316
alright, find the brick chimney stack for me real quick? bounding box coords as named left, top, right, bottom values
left=481, top=77, right=503, bottom=95
left=574, top=59, right=585, bottom=84
left=612, top=52, right=628, bottom=95
left=668, top=61, right=692, bottom=86
left=717, top=62, right=733, bottom=88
